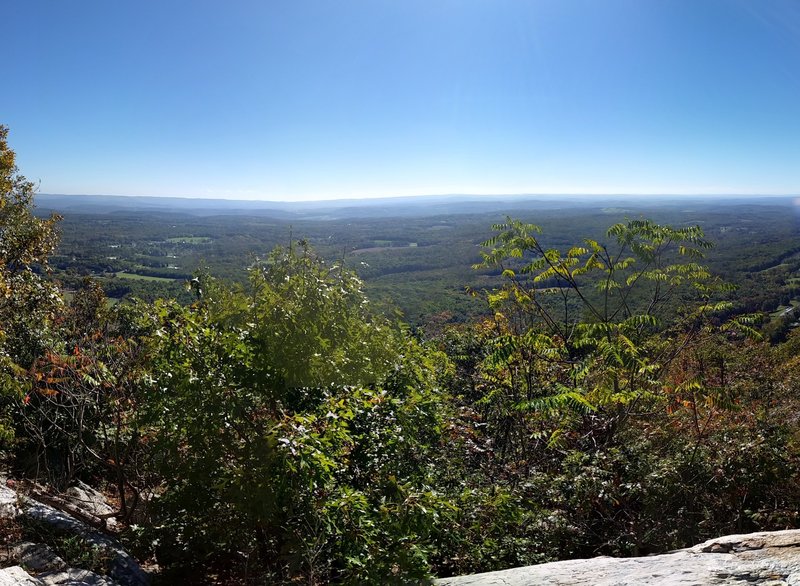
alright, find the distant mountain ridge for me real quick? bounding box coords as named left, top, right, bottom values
left=33, top=193, right=794, bottom=220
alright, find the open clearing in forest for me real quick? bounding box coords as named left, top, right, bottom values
left=115, top=272, right=177, bottom=282
left=166, top=236, right=212, bottom=244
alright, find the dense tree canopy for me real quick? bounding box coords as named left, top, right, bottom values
left=0, top=126, right=61, bottom=442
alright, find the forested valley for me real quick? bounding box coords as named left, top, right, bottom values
left=3, top=126, right=800, bottom=584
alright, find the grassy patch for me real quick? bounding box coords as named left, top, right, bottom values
left=770, top=301, right=800, bottom=318
left=758, top=263, right=790, bottom=273
left=115, top=272, right=176, bottom=282
left=166, top=236, right=212, bottom=244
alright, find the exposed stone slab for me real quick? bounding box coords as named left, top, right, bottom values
left=64, top=482, right=118, bottom=530
left=12, top=541, right=67, bottom=572
left=437, top=530, right=800, bottom=585
left=0, top=566, right=44, bottom=586
left=25, top=502, right=148, bottom=586
left=37, top=568, right=120, bottom=586
left=0, top=485, right=20, bottom=519
left=1, top=481, right=148, bottom=586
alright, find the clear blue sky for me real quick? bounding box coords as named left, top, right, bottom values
left=4, top=0, right=800, bottom=200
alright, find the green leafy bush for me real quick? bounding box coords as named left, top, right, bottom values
left=129, top=245, right=452, bottom=582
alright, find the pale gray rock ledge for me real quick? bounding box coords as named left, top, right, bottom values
left=0, top=566, right=43, bottom=586
left=0, top=484, right=147, bottom=586
left=437, top=530, right=800, bottom=585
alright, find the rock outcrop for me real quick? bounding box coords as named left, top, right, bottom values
left=438, top=530, right=800, bottom=585
left=0, top=566, right=43, bottom=586
left=0, top=483, right=149, bottom=586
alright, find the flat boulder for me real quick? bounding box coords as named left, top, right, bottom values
left=64, top=481, right=118, bottom=530
left=437, top=530, right=800, bottom=585
left=1, top=481, right=149, bottom=586
left=12, top=542, right=67, bottom=573
left=0, top=566, right=44, bottom=586
left=0, top=485, right=20, bottom=519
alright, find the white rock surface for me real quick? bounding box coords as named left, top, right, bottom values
left=25, top=501, right=148, bottom=586
left=0, top=566, right=44, bottom=586
left=38, top=568, right=121, bottom=586
left=0, top=485, right=20, bottom=519
left=0, top=482, right=148, bottom=586
left=12, top=542, right=67, bottom=572
left=64, top=482, right=118, bottom=530
left=437, top=530, right=800, bottom=585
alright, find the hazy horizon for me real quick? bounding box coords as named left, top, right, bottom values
left=36, top=192, right=798, bottom=205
